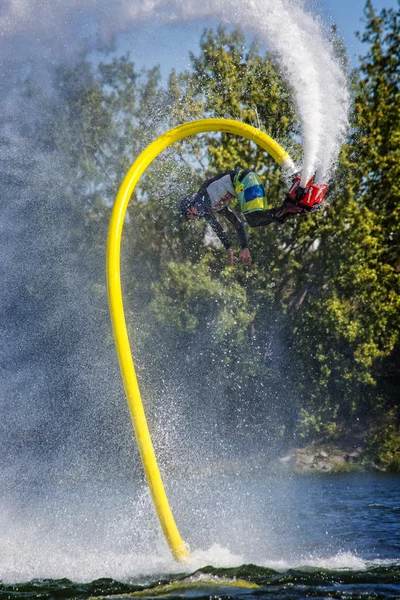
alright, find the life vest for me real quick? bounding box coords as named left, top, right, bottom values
left=234, top=170, right=268, bottom=214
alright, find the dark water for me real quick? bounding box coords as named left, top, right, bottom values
left=1, top=473, right=399, bottom=599
left=1, top=564, right=400, bottom=600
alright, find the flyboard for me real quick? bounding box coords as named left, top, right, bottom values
left=90, top=575, right=260, bottom=598
left=106, top=118, right=294, bottom=563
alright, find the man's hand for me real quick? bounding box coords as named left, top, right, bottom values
left=227, top=247, right=235, bottom=267
left=239, top=247, right=251, bottom=264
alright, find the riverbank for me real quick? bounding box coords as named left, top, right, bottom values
left=279, top=445, right=364, bottom=474
left=280, top=441, right=400, bottom=474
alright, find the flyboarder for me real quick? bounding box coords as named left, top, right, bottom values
left=179, top=169, right=328, bottom=266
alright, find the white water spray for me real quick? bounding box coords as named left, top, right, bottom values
left=107, top=0, right=350, bottom=184
left=1, top=0, right=349, bottom=184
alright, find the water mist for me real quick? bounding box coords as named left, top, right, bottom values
left=0, top=0, right=350, bottom=581
left=1, top=0, right=349, bottom=182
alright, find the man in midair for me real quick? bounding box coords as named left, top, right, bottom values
left=179, top=169, right=328, bottom=266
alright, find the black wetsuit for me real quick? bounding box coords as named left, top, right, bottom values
left=194, top=169, right=282, bottom=250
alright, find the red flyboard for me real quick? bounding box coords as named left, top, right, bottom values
left=286, top=175, right=328, bottom=209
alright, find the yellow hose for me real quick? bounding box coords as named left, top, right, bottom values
left=106, top=118, right=292, bottom=562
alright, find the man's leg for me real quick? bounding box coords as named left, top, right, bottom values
left=244, top=199, right=311, bottom=227
left=274, top=200, right=305, bottom=222
left=244, top=208, right=282, bottom=227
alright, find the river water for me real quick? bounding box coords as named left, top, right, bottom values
left=1, top=471, right=399, bottom=599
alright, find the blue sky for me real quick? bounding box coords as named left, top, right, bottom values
left=321, top=0, right=398, bottom=62
left=116, top=0, right=398, bottom=77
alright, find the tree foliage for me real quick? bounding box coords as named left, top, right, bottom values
left=45, top=3, right=400, bottom=458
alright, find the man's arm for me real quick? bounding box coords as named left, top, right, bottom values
left=203, top=204, right=251, bottom=266
left=218, top=206, right=248, bottom=249
left=204, top=211, right=232, bottom=250
left=216, top=207, right=251, bottom=265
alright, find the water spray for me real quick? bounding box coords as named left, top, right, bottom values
left=1, top=0, right=350, bottom=575
left=1, top=0, right=349, bottom=183
left=104, top=0, right=349, bottom=184
left=107, top=118, right=294, bottom=561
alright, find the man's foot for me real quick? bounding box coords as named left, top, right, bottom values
left=275, top=201, right=304, bottom=221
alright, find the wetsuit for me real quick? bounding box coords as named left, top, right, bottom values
left=193, top=169, right=279, bottom=250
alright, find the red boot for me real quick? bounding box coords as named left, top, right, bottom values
left=286, top=175, right=309, bottom=201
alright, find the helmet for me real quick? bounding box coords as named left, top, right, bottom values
left=179, top=194, right=196, bottom=220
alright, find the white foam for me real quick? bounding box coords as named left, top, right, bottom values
left=187, top=543, right=246, bottom=569
left=262, top=551, right=368, bottom=571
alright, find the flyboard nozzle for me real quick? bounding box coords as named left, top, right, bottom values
left=287, top=174, right=329, bottom=209
left=281, top=157, right=299, bottom=181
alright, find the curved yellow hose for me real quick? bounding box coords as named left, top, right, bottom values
left=106, top=118, right=292, bottom=562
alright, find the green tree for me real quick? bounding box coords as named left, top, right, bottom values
left=149, top=15, right=400, bottom=444
left=45, top=11, right=400, bottom=459
left=283, top=2, right=400, bottom=439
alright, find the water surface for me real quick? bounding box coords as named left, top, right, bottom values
left=1, top=472, right=399, bottom=599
